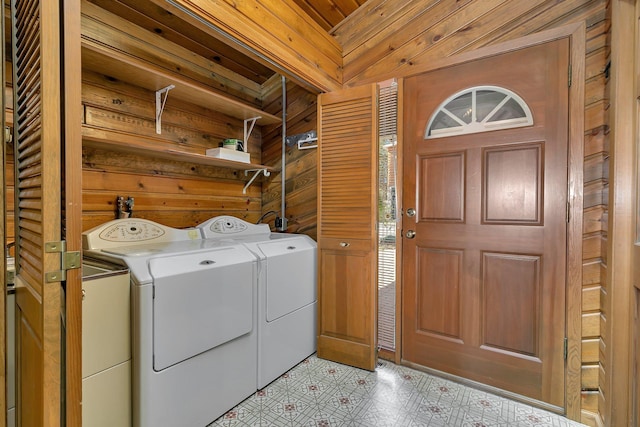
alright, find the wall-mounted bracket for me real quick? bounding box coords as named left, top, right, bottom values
left=297, top=136, right=318, bottom=150
left=243, top=117, right=261, bottom=152
left=285, top=130, right=318, bottom=150
left=243, top=168, right=271, bottom=194
left=155, top=85, right=176, bottom=134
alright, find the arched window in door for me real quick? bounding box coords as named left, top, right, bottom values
left=425, top=86, right=533, bottom=139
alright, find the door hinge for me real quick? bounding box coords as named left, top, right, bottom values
left=566, top=201, right=571, bottom=223
left=568, top=65, right=572, bottom=87
left=4, top=126, right=11, bottom=144
left=564, top=337, right=568, bottom=360
left=45, top=240, right=81, bottom=283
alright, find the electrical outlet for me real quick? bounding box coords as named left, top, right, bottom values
left=275, top=217, right=288, bottom=231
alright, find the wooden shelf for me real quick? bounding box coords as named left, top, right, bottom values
left=81, top=40, right=282, bottom=126
left=82, top=126, right=276, bottom=172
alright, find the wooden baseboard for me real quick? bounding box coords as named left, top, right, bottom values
left=378, top=348, right=395, bottom=363
left=580, top=409, right=604, bottom=427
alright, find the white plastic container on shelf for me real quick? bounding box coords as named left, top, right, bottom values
left=205, top=147, right=250, bottom=163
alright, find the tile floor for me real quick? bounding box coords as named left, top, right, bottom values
left=209, top=355, right=586, bottom=427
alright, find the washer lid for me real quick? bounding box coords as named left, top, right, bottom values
left=256, top=234, right=316, bottom=256
left=150, top=246, right=256, bottom=371
left=101, top=240, right=204, bottom=257
left=102, top=246, right=165, bottom=257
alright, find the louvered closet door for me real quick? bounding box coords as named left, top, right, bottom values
left=11, top=0, right=82, bottom=425
left=317, top=84, right=378, bottom=371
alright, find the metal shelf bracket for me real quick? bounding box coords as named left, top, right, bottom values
left=243, top=117, right=261, bottom=152
left=155, top=85, right=175, bottom=134
left=243, top=168, right=271, bottom=194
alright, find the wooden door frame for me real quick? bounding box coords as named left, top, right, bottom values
left=0, top=2, right=6, bottom=426
left=634, top=2, right=640, bottom=425
left=63, top=0, right=83, bottom=424
left=387, top=23, right=585, bottom=420
left=607, top=1, right=638, bottom=426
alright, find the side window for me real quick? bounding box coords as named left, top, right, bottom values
left=425, top=86, right=533, bottom=139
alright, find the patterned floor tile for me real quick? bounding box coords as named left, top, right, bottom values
left=208, top=355, right=587, bottom=427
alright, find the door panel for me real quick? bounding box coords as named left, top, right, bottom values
left=11, top=0, right=82, bottom=424
left=317, top=85, right=378, bottom=371
left=12, top=0, right=62, bottom=423
left=483, top=143, right=543, bottom=224
left=402, top=39, right=569, bottom=407
left=317, top=249, right=375, bottom=367
left=420, top=153, right=465, bottom=221
left=482, top=252, right=540, bottom=356
left=417, top=248, right=462, bottom=338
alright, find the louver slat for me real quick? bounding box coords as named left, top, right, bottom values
left=319, top=91, right=376, bottom=239
left=14, top=0, right=47, bottom=282
left=317, top=84, right=378, bottom=372
left=12, top=0, right=66, bottom=424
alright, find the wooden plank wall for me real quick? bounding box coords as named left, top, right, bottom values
left=582, top=4, right=609, bottom=425
left=261, top=79, right=319, bottom=240
left=3, top=0, right=322, bottom=236
left=81, top=70, right=263, bottom=231
left=79, top=3, right=266, bottom=231
left=332, top=0, right=609, bottom=425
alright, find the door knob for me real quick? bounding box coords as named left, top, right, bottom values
left=406, top=208, right=416, bottom=217
left=405, top=230, right=416, bottom=239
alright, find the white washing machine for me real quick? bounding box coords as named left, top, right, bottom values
left=197, top=216, right=317, bottom=389
left=83, top=219, right=258, bottom=427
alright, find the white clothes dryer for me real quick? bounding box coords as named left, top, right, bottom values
left=197, top=216, right=317, bottom=389
left=83, top=219, right=258, bottom=427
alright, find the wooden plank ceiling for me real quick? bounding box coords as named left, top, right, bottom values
left=84, top=0, right=363, bottom=93
left=293, top=0, right=367, bottom=31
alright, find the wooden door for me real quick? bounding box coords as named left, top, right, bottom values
left=633, top=17, right=640, bottom=423
left=633, top=284, right=640, bottom=426
left=631, top=126, right=640, bottom=425
left=633, top=1, right=640, bottom=420
left=317, top=84, right=378, bottom=371
left=0, top=1, right=6, bottom=426
left=402, top=39, right=569, bottom=407
left=11, top=0, right=82, bottom=425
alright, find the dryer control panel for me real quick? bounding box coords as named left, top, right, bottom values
left=83, top=219, right=201, bottom=250
left=99, top=222, right=166, bottom=242
left=199, top=216, right=270, bottom=238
